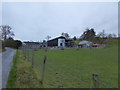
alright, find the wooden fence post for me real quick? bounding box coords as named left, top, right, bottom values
left=27, top=47, right=29, bottom=61
left=32, top=50, right=34, bottom=68
left=92, top=73, right=99, bottom=89
left=24, top=45, right=27, bottom=59
left=23, top=45, right=25, bottom=58
left=41, top=55, right=46, bottom=84
left=27, top=46, right=29, bottom=61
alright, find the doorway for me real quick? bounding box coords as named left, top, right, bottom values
left=60, top=43, right=63, bottom=46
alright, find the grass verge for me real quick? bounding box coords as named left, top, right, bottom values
left=7, top=50, right=43, bottom=88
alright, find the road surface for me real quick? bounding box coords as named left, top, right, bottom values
left=0, top=48, right=16, bottom=89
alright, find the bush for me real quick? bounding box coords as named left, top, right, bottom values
left=4, top=38, right=22, bottom=49
left=14, top=40, right=22, bottom=49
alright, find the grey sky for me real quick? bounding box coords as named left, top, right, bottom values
left=2, top=2, right=118, bottom=41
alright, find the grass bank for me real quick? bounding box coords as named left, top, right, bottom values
left=7, top=50, right=43, bottom=88
left=7, top=38, right=118, bottom=88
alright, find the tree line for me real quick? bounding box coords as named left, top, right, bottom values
left=0, top=25, right=117, bottom=50
left=61, top=28, right=117, bottom=44
left=0, top=25, right=22, bottom=49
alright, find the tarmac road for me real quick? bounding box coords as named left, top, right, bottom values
left=1, top=48, right=16, bottom=89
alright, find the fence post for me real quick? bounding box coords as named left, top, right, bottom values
left=24, top=45, right=26, bottom=59
left=26, top=46, right=28, bottom=60
left=92, top=73, right=99, bottom=89
left=41, top=55, right=46, bottom=84
left=25, top=45, right=27, bottom=59
left=23, top=47, right=24, bottom=54
left=31, top=50, right=34, bottom=68
left=27, top=46, right=29, bottom=61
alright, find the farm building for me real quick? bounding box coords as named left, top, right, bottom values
left=47, top=36, right=66, bottom=47
left=22, top=36, right=75, bottom=49
left=23, top=41, right=47, bottom=49
left=78, top=40, right=92, bottom=48
left=47, top=36, right=74, bottom=47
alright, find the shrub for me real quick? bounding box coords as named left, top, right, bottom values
left=3, top=38, right=22, bottom=49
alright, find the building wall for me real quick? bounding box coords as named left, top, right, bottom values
left=47, top=39, right=58, bottom=47
left=58, top=39, right=65, bottom=47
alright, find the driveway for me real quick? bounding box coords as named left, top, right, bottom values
left=0, top=48, right=16, bottom=89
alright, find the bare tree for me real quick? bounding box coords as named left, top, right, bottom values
left=46, top=35, right=51, bottom=41
left=61, top=32, right=70, bottom=39
left=96, top=30, right=106, bottom=38
left=96, top=30, right=109, bottom=44
left=0, top=25, right=15, bottom=40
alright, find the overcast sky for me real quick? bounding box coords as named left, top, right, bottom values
left=1, top=2, right=118, bottom=41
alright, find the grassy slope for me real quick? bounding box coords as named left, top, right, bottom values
left=7, top=38, right=118, bottom=88
left=7, top=50, right=43, bottom=88
left=31, top=38, right=118, bottom=88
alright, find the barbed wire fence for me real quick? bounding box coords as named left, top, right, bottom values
left=19, top=44, right=113, bottom=88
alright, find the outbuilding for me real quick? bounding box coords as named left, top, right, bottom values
left=47, top=36, right=66, bottom=47
left=78, top=40, right=92, bottom=48
left=23, top=41, right=47, bottom=49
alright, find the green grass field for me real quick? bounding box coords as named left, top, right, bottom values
left=7, top=38, right=118, bottom=88
left=29, top=39, right=118, bottom=88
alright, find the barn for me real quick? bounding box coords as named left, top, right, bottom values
left=47, top=36, right=74, bottom=47
left=47, top=36, right=66, bottom=47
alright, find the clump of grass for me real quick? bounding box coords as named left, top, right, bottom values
left=7, top=50, right=43, bottom=88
